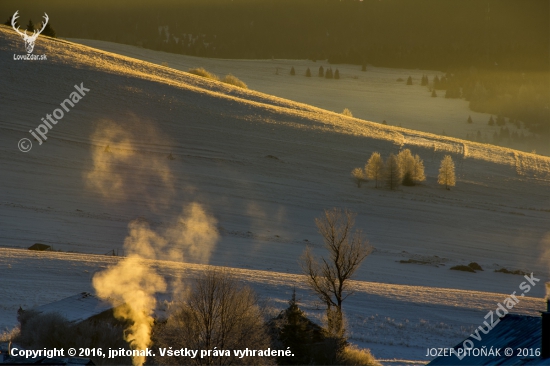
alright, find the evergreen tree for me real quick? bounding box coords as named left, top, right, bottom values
left=439, top=76, right=447, bottom=89
left=278, top=292, right=316, bottom=365
left=433, top=75, right=440, bottom=89
left=334, top=69, right=340, bottom=79
left=496, top=115, right=505, bottom=126
left=305, top=67, right=311, bottom=77
left=290, top=67, right=296, bottom=75
left=467, top=115, right=473, bottom=124
left=406, top=76, right=412, bottom=85
left=26, top=19, right=34, bottom=32
left=385, top=154, right=401, bottom=190
left=325, top=68, right=333, bottom=79
left=365, top=152, right=384, bottom=188
left=361, top=63, right=367, bottom=72
left=5, top=15, right=17, bottom=27
left=422, top=75, right=429, bottom=86
left=438, top=155, right=456, bottom=190
left=431, top=89, right=437, bottom=97
left=488, top=116, right=495, bottom=126
left=318, top=66, right=324, bottom=77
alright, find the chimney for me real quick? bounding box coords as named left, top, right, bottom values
left=542, top=299, right=550, bottom=358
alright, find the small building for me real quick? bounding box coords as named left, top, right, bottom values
left=428, top=301, right=550, bottom=365
left=1, top=293, right=118, bottom=365
left=31, top=292, right=115, bottom=323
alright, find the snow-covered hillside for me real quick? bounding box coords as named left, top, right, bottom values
left=68, top=38, right=543, bottom=155
left=1, top=26, right=549, bottom=363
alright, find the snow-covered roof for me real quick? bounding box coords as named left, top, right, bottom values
left=33, top=292, right=114, bottom=323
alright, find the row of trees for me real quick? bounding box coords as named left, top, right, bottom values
left=352, top=150, right=456, bottom=190
left=352, top=149, right=426, bottom=189
left=289, top=66, right=341, bottom=79
left=4, top=15, right=56, bottom=38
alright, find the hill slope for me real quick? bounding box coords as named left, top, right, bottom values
left=1, top=27, right=549, bottom=361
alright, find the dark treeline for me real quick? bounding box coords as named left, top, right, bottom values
left=3, top=0, right=549, bottom=136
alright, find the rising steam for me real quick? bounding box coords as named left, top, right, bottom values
left=92, top=256, right=166, bottom=366
left=124, top=203, right=220, bottom=263
left=92, top=203, right=219, bottom=366
left=87, top=119, right=220, bottom=366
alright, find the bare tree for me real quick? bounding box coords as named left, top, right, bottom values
left=154, top=269, right=273, bottom=365
left=365, top=152, right=384, bottom=188
left=300, top=208, right=372, bottom=338
left=438, top=155, right=456, bottom=190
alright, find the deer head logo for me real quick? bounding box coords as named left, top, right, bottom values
left=11, top=11, right=49, bottom=54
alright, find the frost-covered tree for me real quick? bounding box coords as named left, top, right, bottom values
left=385, top=154, right=401, bottom=190
left=342, top=108, right=353, bottom=117
left=155, top=269, right=271, bottom=365
left=397, top=149, right=414, bottom=176
left=351, top=167, right=366, bottom=188
left=397, top=149, right=424, bottom=186
left=438, top=155, right=456, bottom=190
left=365, top=152, right=384, bottom=188
left=412, top=154, right=426, bottom=183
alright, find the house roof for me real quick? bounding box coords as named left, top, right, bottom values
left=33, top=292, right=115, bottom=323
left=428, top=314, right=550, bottom=365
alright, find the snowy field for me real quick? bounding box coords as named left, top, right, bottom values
left=1, top=26, right=550, bottom=364
left=69, top=38, right=533, bottom=149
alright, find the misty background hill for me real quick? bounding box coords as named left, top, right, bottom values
left=3, top=0, right=549, bottom=143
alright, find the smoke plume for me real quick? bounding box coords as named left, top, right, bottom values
left=92, top=202, right=219, bottom=365
left=84, top=118, right=174, bottom=211
left=92, top=256, right=166, bottom=366
left=124, top=203, right=220, bottom=263
left=87, top=119, right=220, bottom=365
